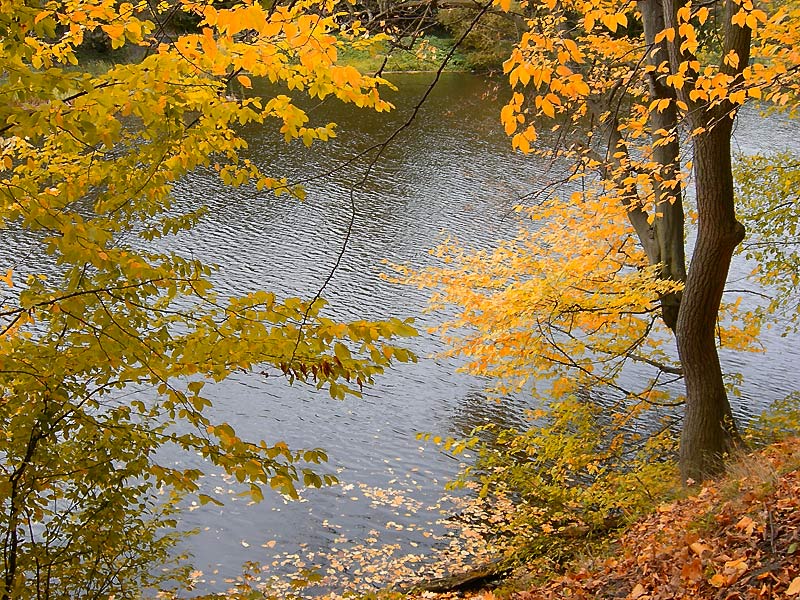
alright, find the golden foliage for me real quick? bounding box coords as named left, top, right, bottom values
left=0, top=0, right=412, bottom=596
left=390, top=190, right=682, bottom=402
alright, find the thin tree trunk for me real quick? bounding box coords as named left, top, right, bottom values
left=639, top=0, right=686, bottom=332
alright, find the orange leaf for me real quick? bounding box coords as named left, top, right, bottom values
left=0, top=268, right=12, bottom=288
left=689, top=541, right=712, bottom=557
left=101, top=24, right=125, bottom=39
left=709, top=573, right=726, bottom=587
left=735, top=515, right=756, bottom=535
left=540, top=96, right=555, bottom=118
left=787, top=576, right=800, bottom=596
left=681, top=557, right=703, bottom=583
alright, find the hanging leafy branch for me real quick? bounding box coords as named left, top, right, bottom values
left=0, top=0, right=417, bottom=596
left=735, top=150, right=800, bottom=330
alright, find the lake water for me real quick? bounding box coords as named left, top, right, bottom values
left=5, top=72, right=800, bottom=595
left=162, top=73, right=800, bottom=594
left=167, top=73, right=546, bottom=593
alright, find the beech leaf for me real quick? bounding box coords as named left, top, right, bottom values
left=787, top=576, right=800, bottom=596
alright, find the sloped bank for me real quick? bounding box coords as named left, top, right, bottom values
left=401, top=437, right=800, bottom=600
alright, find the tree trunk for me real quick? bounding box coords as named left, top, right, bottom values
left=676, top=119, right=744, bottom=483
left=639, top=0, right=687, bottom=332
left=661, top=0, right=752, bottom=483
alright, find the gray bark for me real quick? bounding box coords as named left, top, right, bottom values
left=639, top=0, right=687, bottom=331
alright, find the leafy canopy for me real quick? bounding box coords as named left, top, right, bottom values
left=0, top=0, right=416, bottom=596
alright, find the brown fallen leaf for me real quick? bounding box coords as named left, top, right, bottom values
left=681, top=557, right=704, bottom=583
left=734, top=515, right=756, bottom=536
left=709, top=572, right=726, bottom=588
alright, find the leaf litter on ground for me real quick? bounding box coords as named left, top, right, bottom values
left=402, top=437, right=800, bottom=600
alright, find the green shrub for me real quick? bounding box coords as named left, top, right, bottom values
left=437, top=8, right=522, bottom=71
left=339, top=35, right=467, bottom=73
left=443, top=397, right=679, bottom=566
left=747, top=391, right=800, bottom=446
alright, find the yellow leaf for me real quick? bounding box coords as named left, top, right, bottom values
left=513, top=132, right=530, bottom=153
left=563, top=38, right=583, bottom=63
left=540, top=96, right=555, bottom=118
left=602, top=13, right=618, bottom=33
left=201, top=27, right=217, bottom=58
left=101, top=24, right=125, bottom=40
left=729, top=89, right=746, bottom=104
left=724, top=50, right=740, bottom=69
left=501, top=104, right=518, bottom=135
left=202, top=5, right=218, bottom=26
left=514, top=65, right=530, bottom=86
left=655, top=27, right=676, bottom=43
left=556, top=65, right=573, bottom=77
left=237, top=74, right=253, bottom=88
left=667, top=72, right=685, bottom=89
